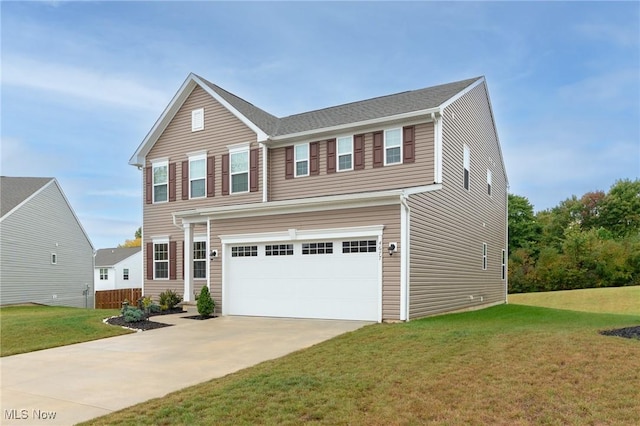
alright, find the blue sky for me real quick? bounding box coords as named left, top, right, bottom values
left=1, top=1, right=638, bottom=250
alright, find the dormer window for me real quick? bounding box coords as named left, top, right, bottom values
left=192, top=108, right=204, bottom=132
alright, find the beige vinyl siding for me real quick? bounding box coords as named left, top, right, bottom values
left=408, top=82, right=507, bottom=318
left=0, top=182, right=94, bottom=308
left=269, top=122, right=434, bottom=201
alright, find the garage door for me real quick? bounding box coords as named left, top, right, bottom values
left=225, top=239, right=380, bottom=321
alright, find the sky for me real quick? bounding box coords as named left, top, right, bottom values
left=1, top=1, right=638, bottom=250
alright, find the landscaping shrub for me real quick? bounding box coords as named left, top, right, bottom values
left=197, top=286, right=215, bottom=317
left=122, top=306, right=145, bottom=323
left=159, top=289, right=182, bottom=310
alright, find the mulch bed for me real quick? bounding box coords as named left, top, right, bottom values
left=104, top=307, right=186, bottom=332
left=599, top=325, right=640, bottom=339
left=182, top=314, right=218, bottom=320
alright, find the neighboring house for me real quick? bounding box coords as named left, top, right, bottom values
left=94, top=247, right=142, bottom=291
left=129, top=73, right=508, bottom=322
left=0, top=177, right=94, bottom=308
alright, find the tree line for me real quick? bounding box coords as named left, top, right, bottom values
left=508, top=179, right=640, bottom=293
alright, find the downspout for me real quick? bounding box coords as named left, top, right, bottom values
left=400, top=193, right=411, bottom=321
left=505, top=185, right=509, bottom=304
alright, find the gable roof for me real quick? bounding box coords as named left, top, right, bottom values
left=130, top=74, right=483, bottom=165
left=95, top=246, right=141, bottom=267
left=0, top=176, right=54, bottom=218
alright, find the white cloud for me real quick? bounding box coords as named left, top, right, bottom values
left=1, top=56, right=169, bottom=112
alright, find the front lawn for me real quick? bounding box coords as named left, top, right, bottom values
left=0, top=305, right=132, bottom=357
left=83, top=304, right=640, bottom=425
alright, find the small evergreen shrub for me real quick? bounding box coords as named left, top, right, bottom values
left=122, top=306, right=145, bottom=323
left=149, top=303, right=161, bottom=314
left=197, top=286, right=215, bottom=317
left=159, top=290, right=182, bottom=310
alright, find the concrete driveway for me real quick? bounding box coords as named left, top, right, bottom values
left=0, top=313, right=371, bottom=425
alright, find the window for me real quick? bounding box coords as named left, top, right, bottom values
left=482, top=243, right=488, bottom=270
left=231, top=246, right=257, bottom=257
left=123, top=268, right=129, bottom=280
left=384, top=128, right=402, bottom=165
left=51, top=253, right=57, bottom=265
left=501, top=249, right=506, bottom=280
left=100, top=268, right=108, bottom=280
left=463, top=145, right=470, bottom=190
left=487, top=169, right=492, bottom=196
left=153, top=161, right=168, bottom=202
left=189, top=155, right=206, bottom=198
left=266, top=244, right=294, bottom=256
left=193, top=240, right=207, bottom=279
left=337, top=136, right=353, bottom=171
left=342, top=240, right=377, bottom=253
left=302, top=242, right=333, bottom=255
left=154, top=242, right=169, bottom=279
left=192, top=108, right=204, bottom=132
left=230, top=150, right=249, bottom=193
left=295, top=144, right=309, bottom=177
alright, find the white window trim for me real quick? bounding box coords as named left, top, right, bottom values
left=337, top=135, right=354, bottom=172
left=151, top=159, right=169, bottom=203
left=463, top=144, right=470, bottom=191
left=123, top=268, right=129, bottom=280
left=192, top=108, right=204, bottom=132
left=384, top=128, right=403, bottom=166
left=51, top=252, right=57, bottom=265
left=193, top=235, right=207, bottom=280
left=482, top=242, right=488, bottom=271
left=487, top=169, right=492, bottom=197
left=294, top=143, right=309, bottom=177
left=229, top=146, right=250, bottom=194
left=153, top=237, right=170, bottom=280
left=501, top=249, right=506, bottom=280
left=99, top=268, right=108, bottom=280
left=189, top=153, right=207, bottom=199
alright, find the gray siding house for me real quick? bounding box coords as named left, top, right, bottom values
left=0, top=177, right=94, bottom=308
left=129, top=73, right=508, bottom=322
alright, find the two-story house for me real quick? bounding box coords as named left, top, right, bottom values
left=129, top=73, right=508, bottom=322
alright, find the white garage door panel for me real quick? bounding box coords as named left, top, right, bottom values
left=226, top=241, right=379, bottom=321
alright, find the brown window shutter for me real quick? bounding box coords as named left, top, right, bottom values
left=373, top=131, right=383, bottom=168
left=354, top=134, right=365, bottom=170
left=207, top=156, right=215, bottom=197
left=326, top=139, right=336, bottom=174
left=222, top=154, right=229, bottom=195
left=403, top=126, right=415, bottom=163
left=181, top=160, right=189, bottom=200
left=145, top=167, right=152, bottom=204
left=169, top=240, right=177, bottom=280
left=250, top=148, right=259, bottom=192
left=310, top=142, right=320, bottom=176
left=169, top=162, right=177, bottom=202
left=146, top=242, right=153, bottom=280
left=285, top=146, right=294, bottom=179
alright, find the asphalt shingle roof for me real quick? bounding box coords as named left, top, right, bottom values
left=95, top=247, right=141, bottom=267
left=0, top=177, right=54, bottom=218
left=196, top=75, right=482, bottom=137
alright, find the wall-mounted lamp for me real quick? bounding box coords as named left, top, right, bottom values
left=388, top=242, right=398, bottom=256
left=209, top=249, right=218, bottom=259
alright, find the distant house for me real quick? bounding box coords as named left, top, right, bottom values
left=94, top=247, right=142, bottom=291
left=0, top=177, right=94, bottom=308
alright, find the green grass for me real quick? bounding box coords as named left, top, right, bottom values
left=83, top=304, right=640, bottom=425
left=508, top=285, right=640, bottom=315
left=0, top=305, right=132, bottom=357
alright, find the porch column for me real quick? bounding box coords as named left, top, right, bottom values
left=183, top=223, right=194, bottom=302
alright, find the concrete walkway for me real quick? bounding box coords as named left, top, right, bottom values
left=0, top=311, right=371, bottom=425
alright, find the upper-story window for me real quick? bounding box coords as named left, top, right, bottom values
left=192, top=108, right=204, bottom=132
left=153, top=160, right=168, bottom=203
left=230, top=148, right=249, bottom=194
left=189, top=154, right=206, bottom=198
left=487, top=169, right=492, bottom=196
left=100, top=268, right=108, bottom=280
left=463, top=144, right=470, bottom=191
left=295, top=144, right=309, bottom=177
left=337, top=136, right=353, bottom=171
left=384, top=128, right=402, bottom=165
left=123, top=268, right=129, bottom=280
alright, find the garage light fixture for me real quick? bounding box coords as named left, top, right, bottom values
left=388, top=242, right=397, bottom=256
left=210, top=249, right=218, bottom=259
